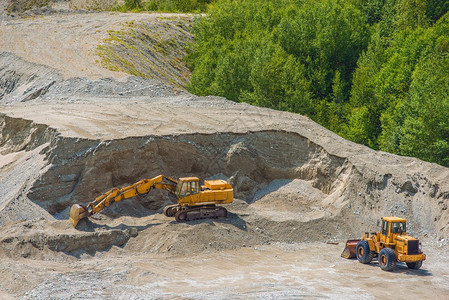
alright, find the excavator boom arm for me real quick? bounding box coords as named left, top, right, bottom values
left=70, top=175, right=177, bottom=227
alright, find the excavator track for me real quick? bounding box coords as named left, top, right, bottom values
left=175, top=205, right=227, bottom=222
left=163, top=204, right=180, bottom=217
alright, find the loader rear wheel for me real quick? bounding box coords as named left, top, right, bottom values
left=356, top=240, right=373, bottom=264
left=406, top=261, right=423, bottom=270
left=378, top=248, right=397, bottom=271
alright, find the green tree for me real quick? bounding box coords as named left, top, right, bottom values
left=349, top=0, right=387, bottom=24
left=395, top=0, right=430, bottom=31
left=425, top=0, right=449, bottom=22
left=276, top=0, right=369, bottom=100
left=398, top=47, right=449, bottom=165
left=342, top=106, right=379, bottom=148
left=378, top=13, right=449, bottom=153
left=242, top=43, right=313, bottom=114
left=188, top=0, right=369, bottom=122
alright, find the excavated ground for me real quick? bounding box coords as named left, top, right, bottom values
left=1, top=6, right=449, bottom=299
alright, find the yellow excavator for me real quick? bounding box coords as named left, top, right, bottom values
left=69, top=175, right=233, bottom=228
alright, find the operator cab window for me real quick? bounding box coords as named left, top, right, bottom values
left=192, top=181, right=199, bottom=194
left=382, top=220, right=389, bottom=235
left=391, top=222, right=406, bottom=233
left=179, top=181, right=199, bottom=198
left=180, top=182, right=189, bottom=198
left=175, top=182, right=182, bottom=196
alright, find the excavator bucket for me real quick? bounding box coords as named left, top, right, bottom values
left=69, top=204, right=89, bottom=228
left=341, top=239, right=360, bottom=259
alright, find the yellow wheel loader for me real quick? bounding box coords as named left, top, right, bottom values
left=69, top=175, right=233, bottom=228
left=341, top=217, right=426, bottom=271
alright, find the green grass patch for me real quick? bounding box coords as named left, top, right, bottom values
left=113, top=0, right=217, bottom=13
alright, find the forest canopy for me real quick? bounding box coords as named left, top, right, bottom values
left=186, top=0, right=449, bottom=166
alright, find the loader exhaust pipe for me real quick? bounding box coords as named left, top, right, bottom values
left=69, top=204, right=89, bottom=228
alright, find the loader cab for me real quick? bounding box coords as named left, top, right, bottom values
left=176, top=177, right=200, bottom=199
left=380, top=217, right=407, bottom=244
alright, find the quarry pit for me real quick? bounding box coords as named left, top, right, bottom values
left=1, top=7, right=449, bottom=299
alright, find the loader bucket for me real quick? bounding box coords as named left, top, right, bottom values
left=341, top=239, right=360, bottom=259
left=69, top=204, right=89, bottom=228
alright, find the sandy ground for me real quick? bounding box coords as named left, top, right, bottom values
left=0, top=199, right=447, bottom=299
left=1, top=239, right=448, bottom=299
left=1, top=7, right=449, bottom=300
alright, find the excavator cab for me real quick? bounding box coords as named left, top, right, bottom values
left=176, top=177, right=200, bottom=198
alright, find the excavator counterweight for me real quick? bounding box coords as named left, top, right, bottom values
left=69, top=175, right=233, bottom=228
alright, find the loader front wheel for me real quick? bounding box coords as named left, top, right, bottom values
left=406, top=261, right=423, bottom=269
left=378, top=248, right=397, bottom=271
left=356, top=240, right=373, bottom=264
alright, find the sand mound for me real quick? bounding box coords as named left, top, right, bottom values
left=0, top=219, right=136, bottom=259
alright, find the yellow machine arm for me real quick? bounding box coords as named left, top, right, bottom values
left=69, top=175, right=177, bottom=227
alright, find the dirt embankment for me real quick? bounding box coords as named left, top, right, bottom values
left=1, top=8, right=449, bottom=299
